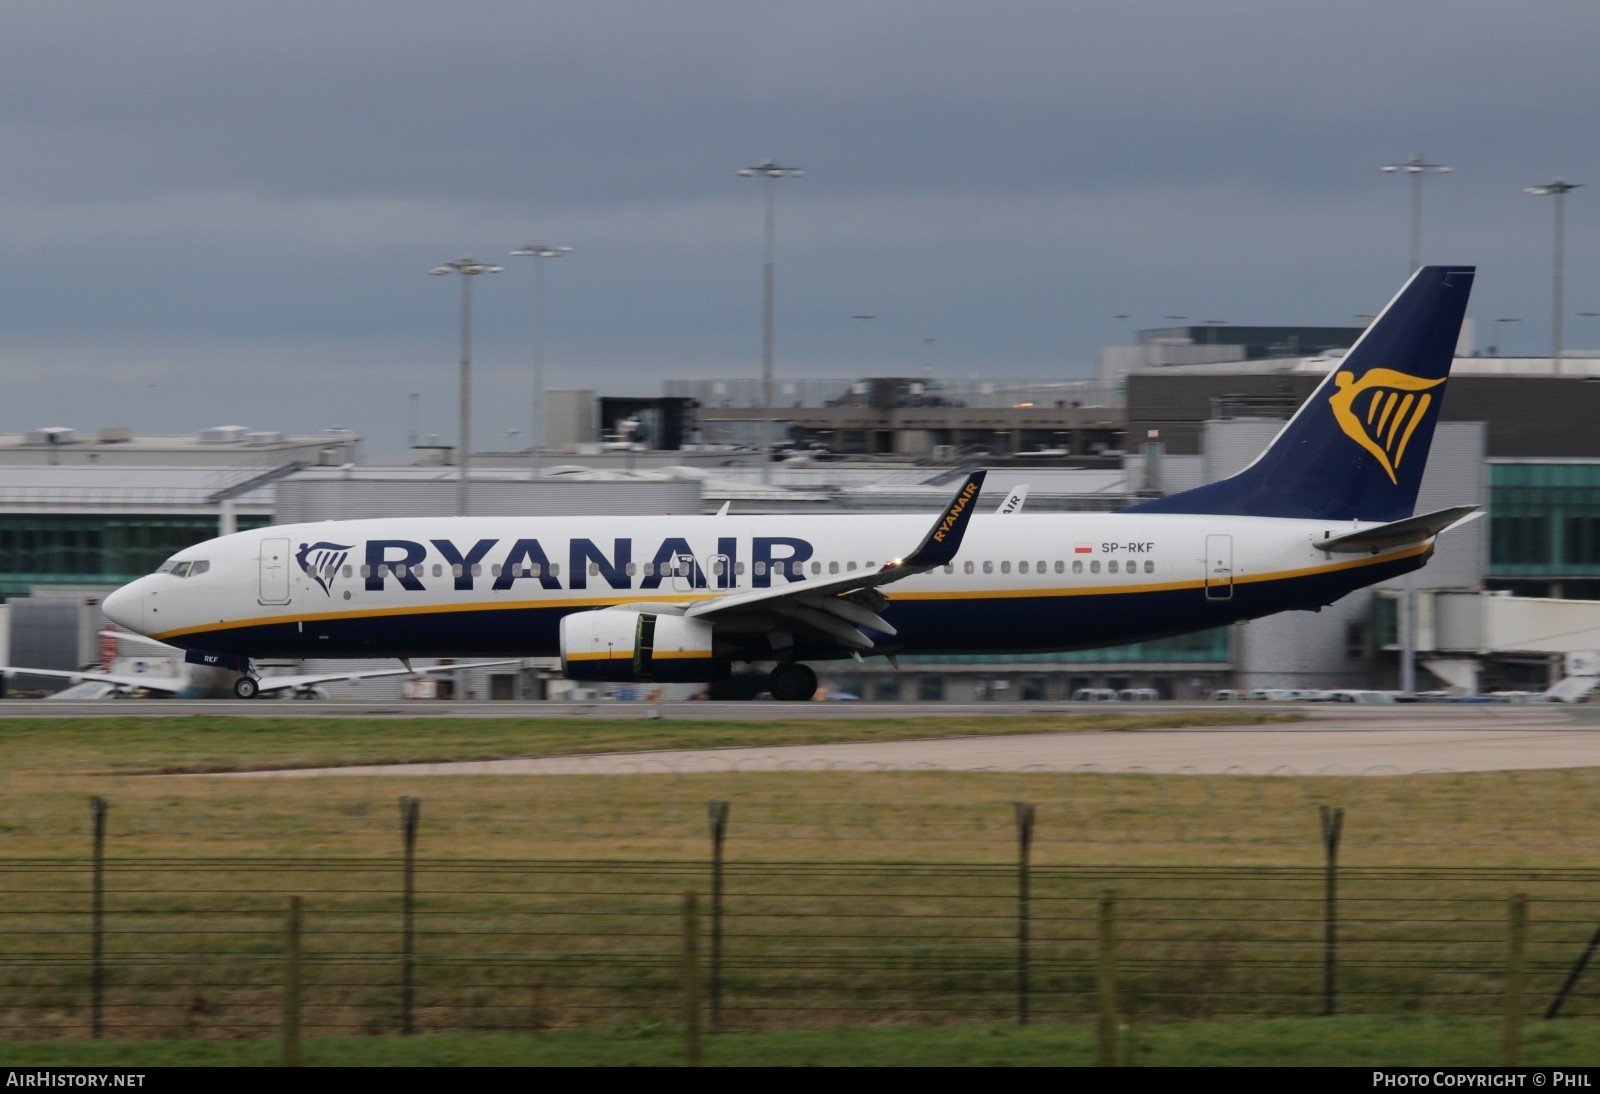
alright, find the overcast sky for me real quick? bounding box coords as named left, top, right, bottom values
left=1, top=1, right=1596, bottom=459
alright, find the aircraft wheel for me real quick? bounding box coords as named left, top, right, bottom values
left=233, top=676, right=260, bottom=700
left=768, top=662, right=818, bottom=702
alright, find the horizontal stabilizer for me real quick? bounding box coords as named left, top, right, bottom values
left=1312, top=506, right=1479, bottom=553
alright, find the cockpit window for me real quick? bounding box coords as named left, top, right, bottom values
left=160, top=560, right=210, bottom=579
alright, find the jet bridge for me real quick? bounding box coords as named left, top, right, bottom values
left=1380, top=588, right=1600, bottom=696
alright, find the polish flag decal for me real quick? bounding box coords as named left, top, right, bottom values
left=1074, top=544, right=1093, bottom=554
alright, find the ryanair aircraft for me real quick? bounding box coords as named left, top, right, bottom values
left=102, top=265, right=1477, bottom=701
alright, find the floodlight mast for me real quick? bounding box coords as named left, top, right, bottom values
left=1381, top=154, right=1452, bottom=274
left=1525, top=179, right=1582, bottom=370
left=738, top=157, right=803, bottom=484
left=510, top=243, right=572, bottom=477
left=429, top=255, right=502, bottom=516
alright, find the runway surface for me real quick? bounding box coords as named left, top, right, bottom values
left=80, top=700, right=1591, bottom=778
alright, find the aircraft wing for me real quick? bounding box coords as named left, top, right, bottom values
left=253, top=658, right=525, bottom=695
left=682, top=470, right=986, bottom=650
left=0, top=665, right=187, bottom=696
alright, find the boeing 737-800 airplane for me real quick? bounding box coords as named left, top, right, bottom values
left=102, top=265, right=1477, bottom=701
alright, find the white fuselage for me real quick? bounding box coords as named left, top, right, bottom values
left=102, top=511, right=1430, bottom=663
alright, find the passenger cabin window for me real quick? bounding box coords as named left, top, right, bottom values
left=1144, top=560, right=1155, bottom=574
left=1090, top=560, right=1101, bottom=574
left=1072, top=560, right=1083, bottom=574
left=1107, top=560, right=1118, bottom=574
left=1055, top=561, right=1064, bottom=574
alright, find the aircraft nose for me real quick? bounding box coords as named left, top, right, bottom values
left=102, top=579, right=145, bottom=634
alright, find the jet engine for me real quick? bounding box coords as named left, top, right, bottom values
left=559, top=609, right=726, bottom=683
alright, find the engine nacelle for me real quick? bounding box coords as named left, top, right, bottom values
left=559, top=609, right=726, bottom=683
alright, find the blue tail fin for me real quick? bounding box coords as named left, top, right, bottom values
left=1127, top=265, right=1475, bottom=522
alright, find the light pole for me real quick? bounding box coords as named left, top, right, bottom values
left=511, top=243, right=571, bottom=477
left=1525, top=179, right=1582, bottom=370
left=738, top=157, right=803, bottom=483
left=429, top=255, right=502, bottom=516
left=1382, top=154, right=1452, bottom=274
left=1495, top=318, right=1521, bottom=357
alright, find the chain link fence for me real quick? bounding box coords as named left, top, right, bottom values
left=0, top=796, right=1597, bottom=1040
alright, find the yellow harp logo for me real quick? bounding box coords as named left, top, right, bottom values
left=1327, top=368, right=1446, bottom=485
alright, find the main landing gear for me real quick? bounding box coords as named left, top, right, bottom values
left=767, top=662, right=818, bottom=702
left=232, top=676, right=260, bottom=700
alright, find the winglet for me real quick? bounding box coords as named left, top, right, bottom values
left=899, top=470, right=986, bottom=569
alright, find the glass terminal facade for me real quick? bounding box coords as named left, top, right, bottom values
left=0, top=515, right=268, bottom=599
left=1488, top=463, right=1600, bottom=599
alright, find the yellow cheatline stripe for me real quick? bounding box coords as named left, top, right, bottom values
left=154, top=543, right=1429, bottom=643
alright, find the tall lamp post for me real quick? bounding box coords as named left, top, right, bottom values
left=429, top=255, right=502, bottom=516
left=738, top=157, right=803, bottom=483
left=510, top=242, right=572, bottom=477
left=1382, top=154, right=1452, bottom=274
left=1525, top=179, right=1582, bottom=371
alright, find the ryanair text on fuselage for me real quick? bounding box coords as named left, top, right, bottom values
left=317, top=535, right=818, bottom=596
